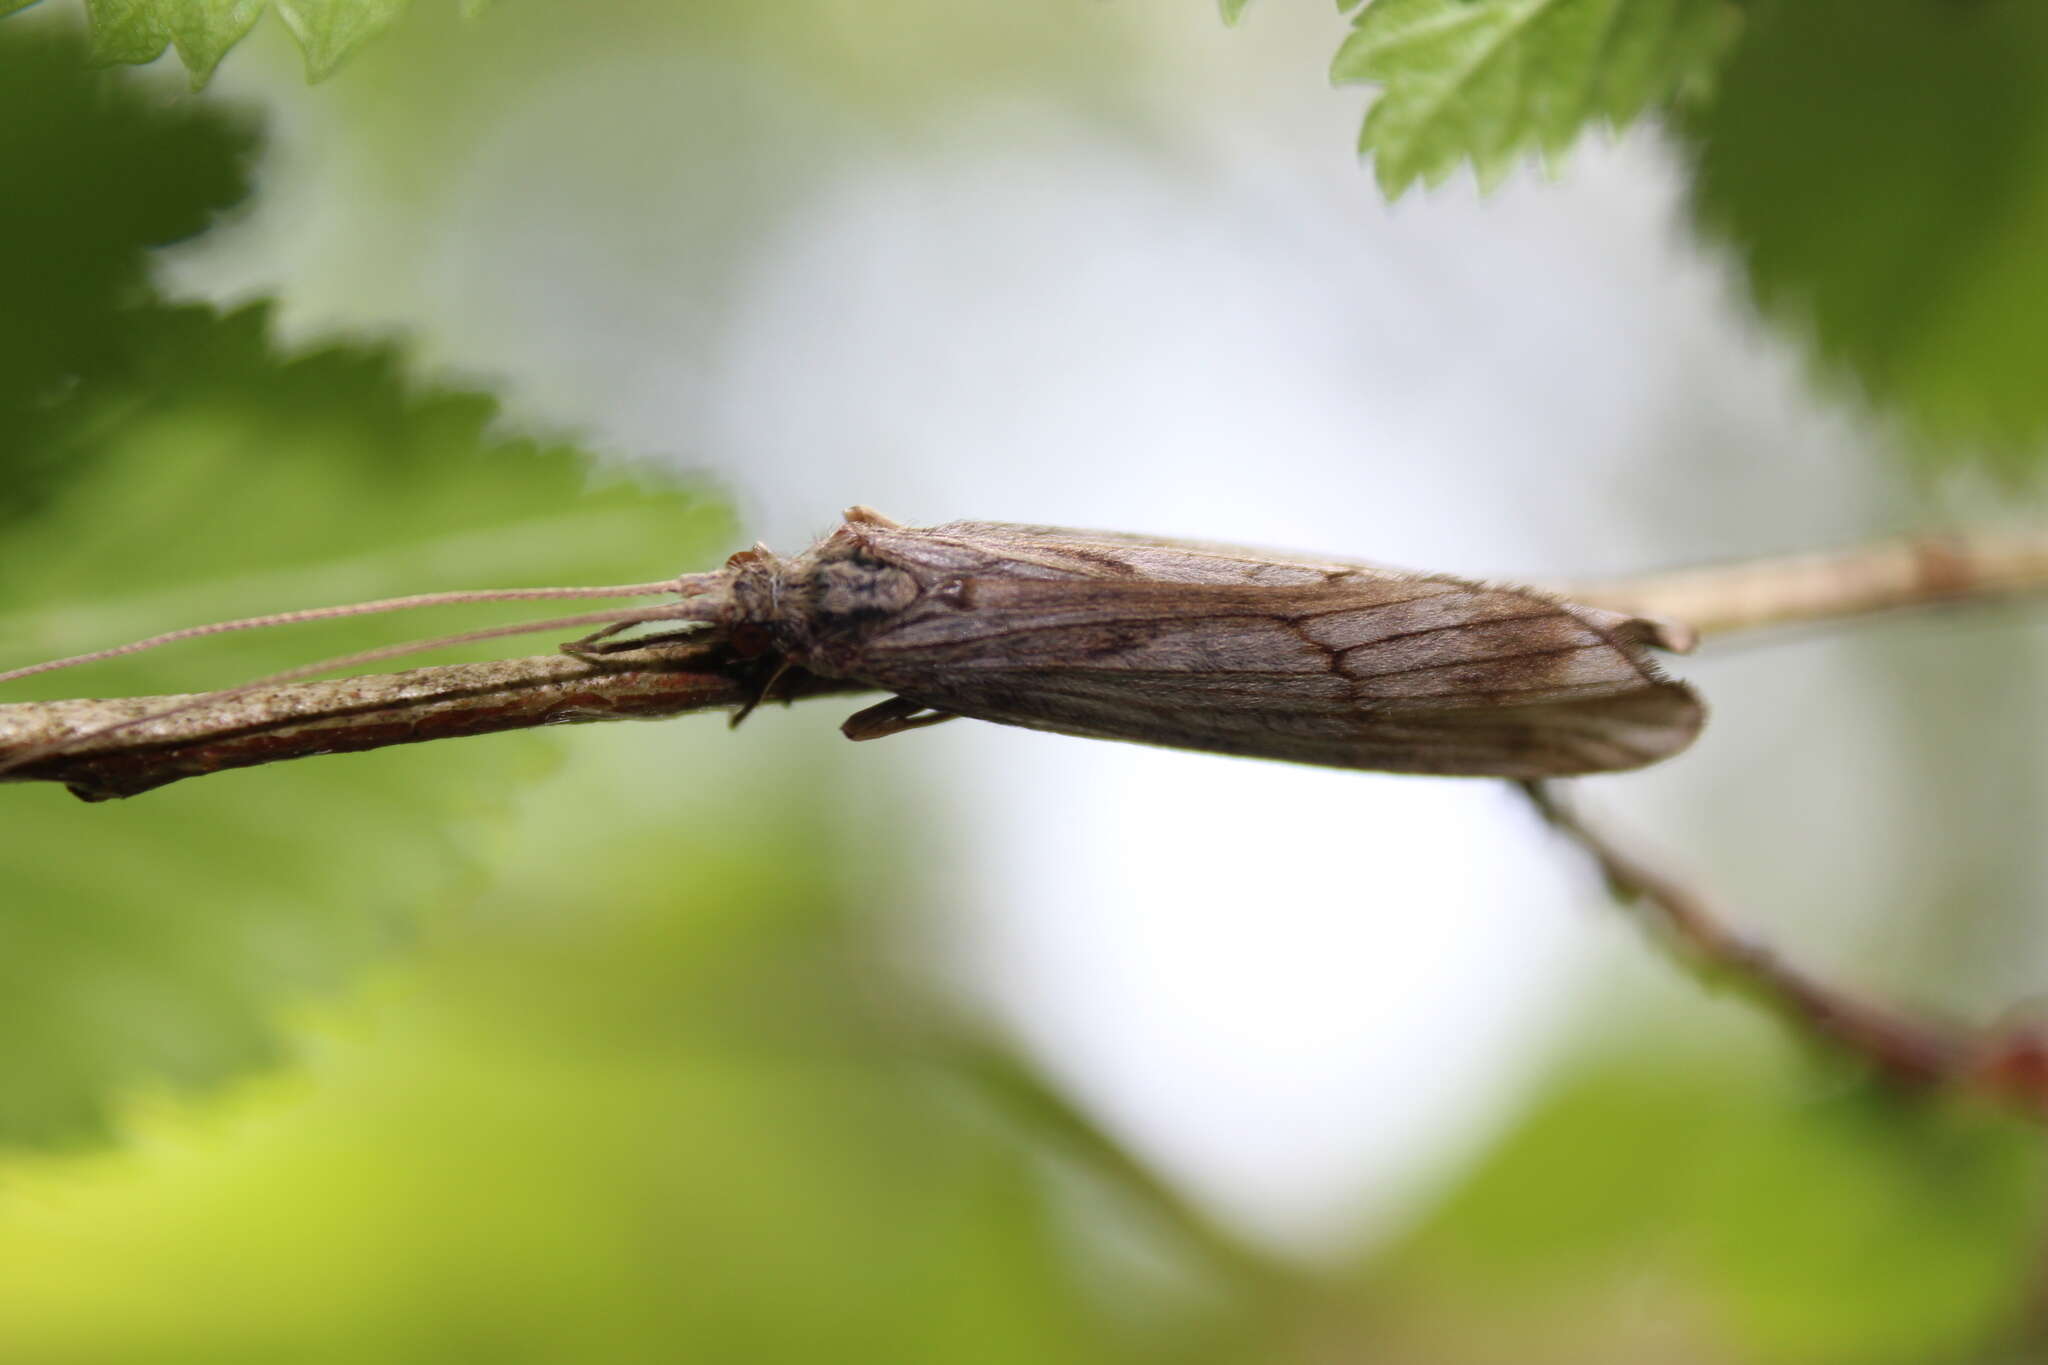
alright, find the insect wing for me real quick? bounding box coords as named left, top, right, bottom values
left=885, top=520, right=1407, bottom=587
left=839, top=571, right=1702, bottom=778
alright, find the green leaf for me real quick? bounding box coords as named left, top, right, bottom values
left=1689, top=0, right=2048, bottom=471
left=82, top=0, right=170, bottom=64
left=1220, top=0, right=1252, bottom=26
left=84, top=0, right=265, bottom=77
left=0, top=33, right=737, bottom=1148
left=0, top=24, right=256, bottom=510
left=0, top=300, right=733, bottom=1152
left=166, top=0, right=266, bottom=85
left=0, top=769, right=1205, bottom=1362
left=19, top=0, right=448, bottom=85
left=1333, top=0, right=1738, bottom=197
left=1372, top=1047, right=2048, bottom=1361
left=274, top=0, right=409, bottom=80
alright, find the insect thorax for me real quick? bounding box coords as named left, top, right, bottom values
left=738, top=533, right=923, bottom=671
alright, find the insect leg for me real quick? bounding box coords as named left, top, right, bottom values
left=558, top=621, right=639, bottom=658
left=728, top=658, right=799, bottom=730
left=840, top=696, right=959, bottom=742
left=558, top=624, right=706, bottom=660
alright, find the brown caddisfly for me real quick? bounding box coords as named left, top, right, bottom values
left=0, top=507, right=1703, bottom=780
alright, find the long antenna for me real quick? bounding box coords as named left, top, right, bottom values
left=0, top=578, right=696, bottom=687
left=0, top=598, right=723, bottom=779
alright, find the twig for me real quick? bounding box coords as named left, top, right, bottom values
left=1522, top=781, right=2048, bottom=1114
left=1554, top=529, right=2048, bottom=642
left=0, top=638, right=874, bottom=802
left=5, top=526, right=2048, bottom=802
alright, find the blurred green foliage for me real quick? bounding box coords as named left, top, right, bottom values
left=5, top=7, right=2048, bottom=1364
left=0, top=749, right=1229, bottom=1363
left=1296, top=0, right=2048, bottom=469
left=27, top=0, right=2048, bottom=464
left=69, top=0, right=405, bottom=83
left=0, top=26, right=730, bottom=1148
left=1367, top=1044, right=2048, bottom=1362
left=0, top=22, right=252, bottom=495
left=1332, top=0, right=1737, bottom=197
left=269, top=0, right=407, bottom=80
left=1690, top=0, right=2048, bottom=470
left=0, top=41, right=1244, bottom=1341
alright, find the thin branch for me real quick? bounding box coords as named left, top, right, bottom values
left=0, top=638, right=874, bottom=802
left=1554, top=529, right=2048, bottom=642
left=1522, top=781, right=2048, bottom=1114
left=6, top=526, right=2048, bottom=802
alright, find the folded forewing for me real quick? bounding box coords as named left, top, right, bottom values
left=875, top=521, right=1410, bottom=587
left=848, top=574, right=1702, bottom=777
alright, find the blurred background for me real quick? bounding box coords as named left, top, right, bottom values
left=4, top=1, right=2048, bottom=1360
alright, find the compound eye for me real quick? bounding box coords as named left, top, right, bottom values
left=729, top=622, right=774, bottom=659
